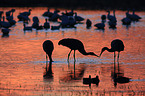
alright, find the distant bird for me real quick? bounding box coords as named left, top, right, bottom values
left=43, top=40, right=54, bottom=62
left=6, top=10, right=11, bottom=17
left=32, top=22, right=39, bottom=28
left=101, top=15, right=106, bottom=22
left=107, top=10, right=117, bottom=22
left=51, top=25, right=60, bottom=30
left=94, top=20, right=105, bottom=30
left=6, top=12, right=14, bottom=21
left=99, top=39, right=124, bottom=63
left=42, top=9, right=53, bottom=18
left=32, top=16, right=39, bottom=23
left=108, top=20, right=117, bottom=29
left=44, top=18, right=50, bottom=29
left=58, top=38, right=99, bottom=62
left=8, top=19, right=16, bottom=26
left=49, top=11, right=60, bottom=22
left=1, top=16, right=11, bottom=28
left=32, top=17, right=42, bottom=30
left=6, top=12, right=16, bottom=26
left=6, top=9, right=15, bottom=17
left=121, top=13, right=131, bottom=25
left=23, top=23, right=32, bottom=31
left=36, top=25, right=43, bottom=30
left=65, top=9, right=74, bottom=16
left=17, top=14, right=30, bottom=23
left=60, top=13, right=69, bottom=28
left=1, top=28, right=10, bottom=37
left=131, top=9, right=142, bottom=21
left=126, top=9, right=141, bottom=22
left=20, top=9, right=32, bottom=16
left=74, top=12, right=84, bottom=22
left=68, top=17, right=76, bottom=28
left=86, top=19, right=92, bottom=28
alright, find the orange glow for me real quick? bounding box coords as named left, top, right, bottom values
left=0, top=7, right=145, bottom=95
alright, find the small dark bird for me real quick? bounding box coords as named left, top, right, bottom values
left=94, top=20, right=105, bottom=30
left=91, top=76, right=100, bottom=85
left=42, top=9, right=53, bottom=18
left=121, top=13, right=131, bottom=25
left=108, top=20, right=117, bottom=29
left=83, top=75, right=91, bottom=84
left=32, top=16, right=39, bottom=23
left=1, top=28, right=10, bottom=37
left=51, top=25, right=60, bottom=30
left=74, top=12, right=84, bottom=22
left=44, top=19, right=50, bottom=29
left=101, top=15, right=106, bottom=22
left=23, top=24, right=32, bottom=31
left=99, top=39, right=124, bottom=63
left=107, top=10, right=117, bottom=22
left=86, top=19, right=92, bottom=28
left=1, top=16, right=11, bottom=28
left=58, top=38, right=99, bottom=62
left=43, top=40, right=54, bottom=62
left=20, top=9, right=32, bottom=16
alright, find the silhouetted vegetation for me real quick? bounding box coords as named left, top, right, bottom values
left=0, top=0, right=145, bottom=10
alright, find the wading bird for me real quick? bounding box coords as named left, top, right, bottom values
left=58, top=38, right=99, bottom=62
left=43, top=40, right=54, bottom=78
left=99, top=39, right=124, bottom=63
left=43, top=40, right=54, bottom=62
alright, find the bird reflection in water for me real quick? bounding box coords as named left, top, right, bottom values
left=60, top=62, right=86, bottom=82
left=111, top=61, right=131, bottom=87
left=43, top=61, right=53, bottom=79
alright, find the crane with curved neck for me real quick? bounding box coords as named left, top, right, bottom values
left=99, top=39, right=124, bottom=64
left=58, top=38, right=99, bottom=63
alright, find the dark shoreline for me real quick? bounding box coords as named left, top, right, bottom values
left=0, top=0, right=145, bottom=11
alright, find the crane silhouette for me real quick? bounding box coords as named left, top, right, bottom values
left=43, top=40, right=54, bottom=63
left=58, top=38, right=99, bottom=62
left=99, top=39, right=124, bottom=64
left=43, top=40, right=54, bottom=78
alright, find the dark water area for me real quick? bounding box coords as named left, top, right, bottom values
left=0, top=0, right=145, bottom=10
left=0, top=7, right=145, bottom=95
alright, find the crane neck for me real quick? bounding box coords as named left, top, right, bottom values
left=78, top=48, right=98, bottom=57
left=99, top=47, right=114, bottom=57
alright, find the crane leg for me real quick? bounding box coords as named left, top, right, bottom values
left=117, top=52, right=120, bottom=71
left=74, top=50, right=76, bottom=78
left=117, top=52, right=120, bottom=63
left=67, top=50, right=72, bottom=65
left=114, top=52, right=116, bottom=68
left=74, top=50, right=76, bottom=62
left=46, top=54, right=48, bottom=71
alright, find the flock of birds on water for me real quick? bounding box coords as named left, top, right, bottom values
left=0, top=8, right=142, bottom=37
left=0, top=8, right=142, bottom=87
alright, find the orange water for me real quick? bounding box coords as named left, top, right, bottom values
left=0, top=7, right=145, bottom=96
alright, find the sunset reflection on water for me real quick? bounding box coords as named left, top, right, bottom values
left=0, top=7, right=145, bottom=96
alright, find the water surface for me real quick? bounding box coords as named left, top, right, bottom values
left=0, top=7, right=145, bottom=96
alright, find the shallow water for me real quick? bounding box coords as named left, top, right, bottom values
left=0, top=7, right=145, bottom=96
